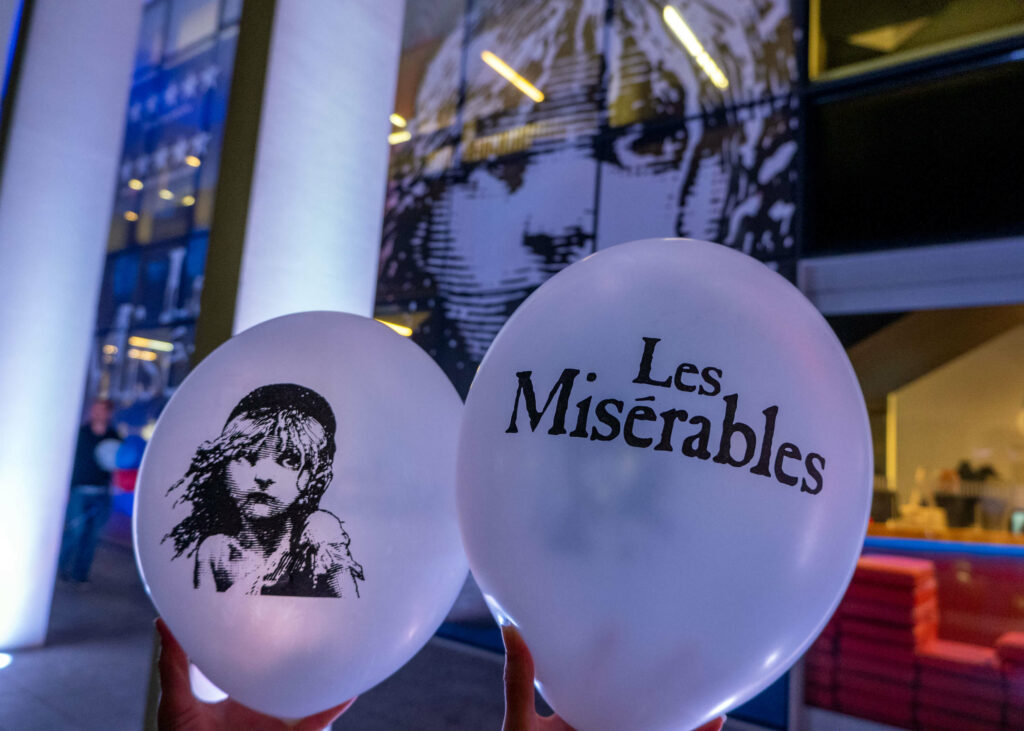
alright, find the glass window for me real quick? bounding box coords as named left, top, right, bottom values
left=802, top=306, right=1024, bottom=728
left=805, top=57, right=1024, bottom=256
left=393, top=0, right=464, bottom=137
left=221, top=0, right=243, bottom=27
left=596, top=96, right=798, bottom=259
left=462, top=0, right=604, bottom=152
left=810, top=0, right=1024, bottom=80
left=166, top=0, right=219, bottom=55
left=135, top=1, right=168, bottom=77
left=609, top=0, right=796, bottom=127
left=829, top=305, right=1024, bottom=546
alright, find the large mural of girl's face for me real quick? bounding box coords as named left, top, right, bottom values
left=378, top=0, right=797, bottom=395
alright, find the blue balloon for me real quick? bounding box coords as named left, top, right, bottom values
left=116, top=434, right=147, bottom=470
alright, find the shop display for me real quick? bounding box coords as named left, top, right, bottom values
left=133, top=312, right=467, bottom=718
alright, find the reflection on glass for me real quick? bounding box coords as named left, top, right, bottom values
left=393, top=0, right=464, bottom=136
left=463, top=0, right=604, bottom=146
left=609, top=0, right=794, bottom=127
left=135, top=1, right=168, bottom=76
left=480, top=50, right=545, bottom=102
left=810, top=0, right=1024, bottom=80
left=166, top=0, right=219, bottom=55
left=662, top=5, right=729, bottom=90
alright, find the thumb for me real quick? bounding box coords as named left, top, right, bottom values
left=155, top=618, right=192, bottom=700
left=294, top=697, right=357, bottom=731
left=502, top=625, right=537, bottom=731
left=155, top=618, right=202, bottom=729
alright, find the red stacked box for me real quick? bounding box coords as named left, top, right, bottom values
left=804, top=617, right=839, bottom=710
left=997, top=631, right=1024, bottom=729
left=917, top=639, right=1005, bottom=731
left=835, top=555, right=938, bottom=729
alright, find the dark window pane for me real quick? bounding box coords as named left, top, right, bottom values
left=806, top=58, right=1024, bottom=254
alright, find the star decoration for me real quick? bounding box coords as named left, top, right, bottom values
left=199, top=64, right=220, bottom=91
left=190, top=132, right=211, bottom=156
left=180, top=72, right=199, bottom=98
left=164, top=82, right=179, bottom=108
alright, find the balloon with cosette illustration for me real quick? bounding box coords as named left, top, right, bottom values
left=133, top=311, right=467, bottom=718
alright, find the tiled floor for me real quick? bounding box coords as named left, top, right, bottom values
left=0, top=517, right=506, bottom=730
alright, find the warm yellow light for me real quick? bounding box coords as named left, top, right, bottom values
left=480, top=51, right=545, bottom=103
left=128, top=178, right=144, bottom=191
left=127, top=348, right=158, bottom=361
left=102, top=344, right=118, bottom=355
left=128, top=335, right=174, bottom=352
left=184, top=155, right=201, bottom=167
left=389, top=113, right=407, bottom=128
left=158, top=189, right=174, bottom=200
left=388, top=130, right=411, bottom=145
left=181, top=195, right=196, bottom=207
left=662, top=6, right=729, bottom=90
left=141, top=420, right=157, bottom=441
left=123, top=211, right=139, bottom=222
left=375, top=318, right=413, bottom=337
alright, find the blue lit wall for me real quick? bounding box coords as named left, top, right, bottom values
left=83, top=0, right=241, bottom=430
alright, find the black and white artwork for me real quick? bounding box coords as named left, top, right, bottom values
left=609, top=0, right=796, bottom=127
left=596, top=96, right=798, bottom=256
left=379, top=139, right=599, bottom=396
left=163, top=383, right=364, bottom=598
left=377, top=0, right=799, bottom=394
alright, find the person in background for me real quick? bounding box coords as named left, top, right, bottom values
left=59, top=398, right=119, bottom=583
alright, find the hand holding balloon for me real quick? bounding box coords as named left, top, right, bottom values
left=500, top=625, right=724, bottom=731
left=155, top=618, right=355, bottom=730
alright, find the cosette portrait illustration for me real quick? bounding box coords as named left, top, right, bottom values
left=163, top=383, right=365, bottom=598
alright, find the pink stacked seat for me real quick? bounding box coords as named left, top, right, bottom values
left=997, top=632, right=1024, bottom=729
left=916, top=639, right=1006, bottom=730
left=833, top=555, right=938, bottom=729
left=803, top=617, right=839, bottom=710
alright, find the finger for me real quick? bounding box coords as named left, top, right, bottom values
left=695, top=716, right=725, bottom=731
left=539, top=714, right=577, bottom=731
left=155, top=618, right=192, bottom=696
left=293, top=697, right=357, bottom=731
left=501, top=625, right=536, bottom=731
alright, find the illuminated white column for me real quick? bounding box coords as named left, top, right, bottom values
left=0, top=0, right=140, bottom=649
left=232, top=0, right=405, bottom=332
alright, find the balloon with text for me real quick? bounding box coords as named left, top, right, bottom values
left=457, top=238, right=872, bottom=731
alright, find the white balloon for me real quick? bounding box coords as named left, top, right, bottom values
left=134, top=311, right=467, bottom=718
left=94, top=438, right=121, bottom=472
left=457, top=239, right=871, bottom=731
